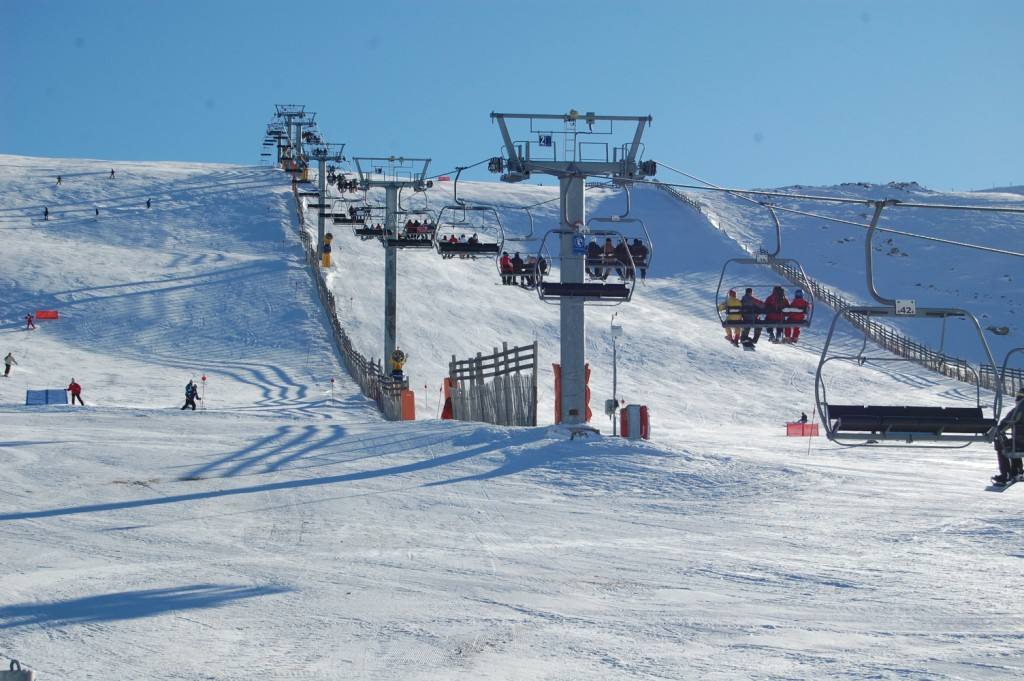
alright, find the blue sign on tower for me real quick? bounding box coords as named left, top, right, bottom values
left=572, top=234, right=586, bottom=255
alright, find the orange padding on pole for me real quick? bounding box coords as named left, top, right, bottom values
left=786, top=423, right=819, bottom=437
left=401, top=389, right=416, bottom=421
left=36, top=310, right=59, bottom=320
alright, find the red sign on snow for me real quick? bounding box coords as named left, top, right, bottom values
left=201, top=375, right=207, bottom=382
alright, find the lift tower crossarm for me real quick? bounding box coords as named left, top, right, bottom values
left=490, top=111, right=653, bottom=182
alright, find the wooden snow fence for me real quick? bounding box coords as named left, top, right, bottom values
left=296, top=191, right=407, bottom=420
left=448, top=341, right=538, bottom=427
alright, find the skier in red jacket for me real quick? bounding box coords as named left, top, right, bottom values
left=499, top=252, right=513, bottom=285
left=784, top=290, right=810, bottom=343
left=66, top=378, right=84, bottom=405
left=25, top=313, right=35, bottom=330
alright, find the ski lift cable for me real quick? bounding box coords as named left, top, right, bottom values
left=652, top=162, right=1024, bottom=257
left=649, top=164, right=1024, bottom=215
left=422, top=157, right=492, bottom=182
left=766, top=203, right=1024, bottom=258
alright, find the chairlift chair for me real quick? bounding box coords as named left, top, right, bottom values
left=384, top=210, right=437, bottom=249
left=814, top=200, right=1001, bottom=448
left=434, top=204, right=505, bottom=257
left=532, top=228, right=638, bottom=303
left=714, top=256, right=815, bottom=331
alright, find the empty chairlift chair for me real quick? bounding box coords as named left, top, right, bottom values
left=814, top=200, right=1001, bottom=447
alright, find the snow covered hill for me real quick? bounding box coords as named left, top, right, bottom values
left=2, top=155, right=1022, bottom=680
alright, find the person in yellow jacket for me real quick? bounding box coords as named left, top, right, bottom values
left=718, top=289, right=743, bottom=346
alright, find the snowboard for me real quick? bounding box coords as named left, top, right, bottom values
left=986, top=475, right=1022, bottom=492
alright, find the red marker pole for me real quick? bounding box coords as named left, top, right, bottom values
left=201, top=374, right=207, bottom=411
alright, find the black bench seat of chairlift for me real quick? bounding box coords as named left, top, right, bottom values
left=386, top=237, right=435, bottom=249
left=438, top=241, right=501, bottom=255
left=354, top=227, right=383, bottom=238
left=825, top=404, right=995, bottom=436
left=720, top=319, right=810, bottom=328
left=333, top=216, right=365, bottom=224
left=539, top=282, right=630, bottom=299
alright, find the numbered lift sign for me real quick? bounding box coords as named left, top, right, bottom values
left=895, top=299, right=917, bottom=316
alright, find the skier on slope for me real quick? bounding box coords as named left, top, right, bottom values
left=25, top=313, right=35, bottom=330
left=44, top=206, right=49, bottom=221
left=4, top=352, right=17, bottom=377
left=991, top=389, right=1024, bottom=486
left=66, top=378, right=84, bottom=405
left=109, top=169, right=115, bottom=179
left=181, top=379, right=201, bottom=411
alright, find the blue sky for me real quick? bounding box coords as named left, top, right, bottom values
left=2, top=0, right=1021, bottom=190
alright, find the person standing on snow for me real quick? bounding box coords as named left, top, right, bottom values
left=146, top=198, right=151, bottom=209
left=4, top=352, right=17, bottom=377
left=25, top=313, right=35, bottom=330
left=56, top=175, right=62, bottom=185
left=109, top=169, right=115, bottom=179
left=181, top=380, right=201, bottom=411
left=992, top=389, right=1024, bottom=486
left=66, top=378, right=84, bottom=405
left=44, top=206, right=49, bottom=221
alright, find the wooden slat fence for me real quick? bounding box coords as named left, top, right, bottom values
left=655, top=181, right=1024, bottom=399
left=294, top=187, right=408, bottom=419
left=449, top=341, right=538, bottom=426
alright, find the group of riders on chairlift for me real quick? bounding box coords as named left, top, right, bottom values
left=497, top=236, right=650, bottom=289
left=719, top=285, right=809, bottom=347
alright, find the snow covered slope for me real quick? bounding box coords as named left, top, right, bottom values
left=2, top=155, right=1023, bottom=680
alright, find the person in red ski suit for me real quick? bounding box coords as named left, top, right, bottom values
left=764, top=286, right=789, bottom=343
left=25, top=314, right=35, bottom=330
left=499, top=252, right=513, bottom=285
left=784, top=289, right=809, bottom=343
left=66, top=378, right=84, bottom=405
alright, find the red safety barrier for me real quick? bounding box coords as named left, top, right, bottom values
left=620, top=404, right=651, bottom=440
left=786, top=422, right=819, bottom=437
left=401, top=389, right=416, bottom=421
left=35, top=310, right=59, bottom=320
left=553, top=363, right=593, bottom=424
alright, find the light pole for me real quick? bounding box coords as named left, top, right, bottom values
left=610, top=313, right=623, bottom=435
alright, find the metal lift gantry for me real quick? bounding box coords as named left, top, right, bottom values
left=307, top=142, right=346, bottom=263
left=489, top=110, right=655, bottom=429
left=273, top=105, right=316, bottom=173
left=352, top=156, right=433, bottom=365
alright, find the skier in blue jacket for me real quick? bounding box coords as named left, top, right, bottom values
left=181, top=380, right=201, bottom=411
